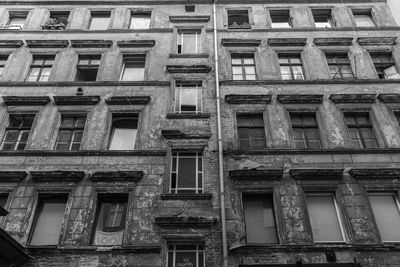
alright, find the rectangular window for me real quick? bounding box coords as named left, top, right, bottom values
left=370, top=53, right=400, bottom=79
left=237, top=114, right=266, bottom=149
left=270, top=10, right=291, bottom=28
left=325, top=53, right=354, bottom=80
left=46, top=11, right=69, bottom=29
left=174, top=81, right=202, bottom=114
left=227, top=10, right=250, bottom=29
left=130, top=12, right=151, bottom=29
left=7, top=12, right=27, bottom=29
left=290, top=113, right=321, bottom=149
left=167, top=244, right=204, bottom=267
left=92, top=197, right=127, bottom=246
left=108, top=115, right=138, bottom=150
left=344, top=112, right=378, bottom=148
left=75, top=55, right=101, bottom=81
left=312, top=9, right=334, bottom=28
left=231, top=54, right=256, bottom=80
left=306, top=194, right=345, bottom=242
left=278, top=54, right=304, bottom=80
left=0, top=195, right=8, bottom=208
left=89, top=12, right=110, bottom=30
left=26, top=56, right=54, bottom=82
left=29, top=196, right=67, bottom=246
left=0, top=55, right=8, bottom=77
left=170, top=152, right=203, bottom=194
left=54, top=115, right=86, bottom=151
left=353, top=10, right=375, bottom=27
left=1, top=114, right=35, bottom=151
left=243, top=195, right=278, bottom=244
left=177, top=30, right=201, bottom=54
left=369, top=193, right=400, bottom=242
left=120, top=55, right=146, bottom=81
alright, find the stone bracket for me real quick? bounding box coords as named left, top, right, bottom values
left=378, top=94, right=400, bottom=103
left=166, top=65, right=212, bottom=73
left=169, top=16, right=210, bottom=23
left=105, top=96, right=151, bottom=105
left=221, top=38, right=261, bottom=47
left=155, top=216, right=216, bottom=227
left=0, top=40, right=24, bottom=48
left=290, top=168, right=344, bottom=179
left=53, top=95, right=101, bottom=105
left=70, top=40, right=113, bottom=48
left=116, top=40, right=155, bottom=48
left=349, top=168, right=400, bottom=179
left=26, top=40, right=69, bottom=48
left=229, top=169, right=283, bottom=180
left=2, top=96, right=51, bottom=106
left=313, top=37, right=353, bottom=46
left=30, top=171, right=85, bottom=183
left=0, top=170, right=28, bottom=182
left=225, top=94, right=271, bottom=104
left=329, top=94, right=376, bottom=104
left=90, top=170, right=144, bottom=182
left=161, top=129, right=211, bottom=139
left=161, top=193, right=212, bottom=200
left=268, top=38, right=307, bottom=46
left=357, top=37, right=397, bottom=46
left=277, top=94, right=323, bottom=104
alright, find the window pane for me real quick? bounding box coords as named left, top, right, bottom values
left=121, top=63, right=145, bottom=81
left=182, top=34, right=197, bottom=54
left=306, top=195, right=344, bottom=242
left=9, top=17, right=25, bottom=29
left=179, top=87, right=198, bottom=113
left=130, top=14, right=151, bottom=29
left=177, top=157, right=196, bottom=189
left=109, top=128, right=137, bottom=150
left=89, top=16, right=110, bottom=30
left=30, top=198, right=66, bottom=245
left=354, top=14, right=375, bottom=27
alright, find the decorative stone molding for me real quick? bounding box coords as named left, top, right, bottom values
left=277, top=94, right=323, bottom=104
left=349, top=168, right=400, bottom=179
left=155, top=216, right=216, bottom=227
left=329, top=94, right=376, bottom=104
left=166, top=65, right=212, bottom=73
left=70, top=40, right=113, bottom=48
left=378, top=94, right=400, bottom=103
left=105, top=96, right=151, bottom=105
left=166, top=113, right=210, bottom=119
left=53, top=95, right=101, bottom=105
left=0, top=170, right=28, bottom=182
left=30, top=171, right=85, bottom=183
left=161, top=193, right=212, bottom=200
left=90, top=170, right=144, bottom=182
left=313, top=38, right=353, bottom=46
left=169, top=53, right=209, bottom=58
left=225, top=94, right=271, bottom=104
left=2, top=96, right=51, bottom=106
left=229, top=169, right=283, bottom=180
left=357, top=37, right=397, bottom=46
left=26, top=40, right=69, bottom=48
left=161, top=129, right=211, bottom=139
left=116, top=40, right=155, bottom=48
left=268, top=38, right=307, bottom=47
left=0, top=40, right=24, bottom=48
left=169, top=16, right=210, bottom=23
left=290, top=168, right=344, bottom=179
left=221, top=38, right=261, bottom=47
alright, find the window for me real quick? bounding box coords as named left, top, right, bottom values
left=29, top=196, right=67, bottom=245
left=92, top=197, right=127, bottom=246
left=353, top=10, right=375, bottom=27
left=170, top=152, right=203, bottom=194
left=312, top=9, right=334, bottom=28
left=54, top=115, right=86, bottom=151
left=231, top=54, right=256, bottom=80
left=325, top=53, right=354, bottom=80
left=227, top=10, right=250, bottom=29
left=344, top=112, right=378, bottom=148
left=290, top=113, right=321, bottom=149
left=88, top=12, right=110, bottom=30
left=75, top=55, right=100, bottom=81
left=7, top=13, right=26, bottom=29
left=0, top=114, right=34, bottom=150
left=237, top=114, right=266, bottom=149
left=243, top=195, right=278, bottom=244
left=26, top=56, right=54, bottom=82
left=130, top=12, right=151, bottom=29
left=370, top=53, right=400, bottom=79
left=120, top=55, right=146, bottom=81
left=174, top=81, right=202, bottom=114
left=108, top=115, right=138, bottom=150
left=306, top=194, right=345, bottom=242
left=369, top=193, right=400, bottom=242
left=177, top=30, right=201, bottom=54
left=0, top=55, right=8, bottom=77
left=270, top=10, right=291, bottom=28
left=0, top=195, right=7, bottom=208
left=43, top=11, right=69, bottom=29
left=395, top=112, right=400, bottom=126
left=278, top=54, right=304, bottom=80
left=167, top=244, right=204, bottom=267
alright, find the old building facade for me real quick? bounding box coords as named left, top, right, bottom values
left=0, top=0, right=399, bottom=266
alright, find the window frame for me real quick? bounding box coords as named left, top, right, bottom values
left=26, top=55, right=55, bottom=82
left=236, top=113, right=267, bottom=149
left=176, top=29, right=202, bottom=54
left=119, top=54, right=146, bottom=81
left=48, top=11, right=70, bottom=28
left=167, top=243, right=205, bottom=267
left=231, top=53, right=256, bottom=81
left=369, top=52, right=399, bottom=80
left=352, top=9, right=376, bottom=27
left=7, top=11, right=28, bottom=30
left=108, top=113, right=139, bottom=150
left=174, top=81, right=203, bottom=114
left=170, top=152, right=203, bottom=194
left=289, top=112, right=322, bottom=149
left=129, top=11, right=152, bottom=29
left=75, top=54, right=101, bottom=81
left=278, top=53, right=305, bottom=80
left=269, top=9, right=292, bottom=29
left=88, top=11, right=111, bottom=30
left=343, top=111, right=379, bottom=149
left=0, top=113, right=35, bottom=151
left=325, top=52, right=355, bottom=80
left=311, top=9, right=335, bottom=28
left=54, top=115, right=87, bottom=151
left=227, top=9, right=251, bottom=29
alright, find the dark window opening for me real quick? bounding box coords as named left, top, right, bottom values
left=237, top=114, right=266, bottom=149
left=228, top=10, right=250, bottom=29
left=344, top=112, right=378, bottom=148
left=0, top=114, right=35, bottom=150
left=312, top=9, right=334, bottom=28
left=370, top=53, right=399, bottom=79
left=270, top=10, right=291, bottom=28
left=42, top=11, right=69, bottom=30
left=290, top=113, right=321, bottom=149
left=75, top=55, right=100, bottom=81
left=170, top=152, right=203, bottom=194
left=0, top=195, right=8, bottom=208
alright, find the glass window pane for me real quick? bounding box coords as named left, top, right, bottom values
left=182, top=33, right=197, bottom=54
left=354, top=14, right=375, bottom=27
left=130, top=15, right=151, bottom=29
left=9, top=17, right=25, bottom=28
left=121, top=63, right=145, bottom=81
left=89, top=16, right=110, bottom=30
left=177, top=157, right=196, bottom=189
left=109, top=128, right=137, bottom=150
left=180, top=88, right=198, bottom=112
left=27, top=68, right=40, bottom=81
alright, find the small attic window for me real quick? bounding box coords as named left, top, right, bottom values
left=228, top=10, right=251, bottom=29
left=185, top=5, right=195, bottom=12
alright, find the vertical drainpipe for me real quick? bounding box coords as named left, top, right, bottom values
left=212, top=1, right=229, bottom=267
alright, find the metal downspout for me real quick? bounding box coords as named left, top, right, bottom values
left=212, top=1, right=229, bottom=267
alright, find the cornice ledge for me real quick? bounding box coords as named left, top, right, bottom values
left=225, top=94, right=271, bottom=104
left=290, top=168, right=344, bottom=179
left=161, top=193, right=212, bottom=200
left=313, top=37, right=353, bottom=46
left=30, top=170, right=85, bottom=182
left=155, top=216, right=216, bottom=227
left=0, top=170, right=28, bottom=182
left=357, top=37, right=397, bottom=46
left=221, top=38, right=261, bottom=47
left=0, top=40, right=24, bottom=48
left=169, top=53, right=209, bottom=58
left=26, top=39, right=69, bottom=48
left=378, top=94, right=400, bottom=103
left=161, top=129, right=211, bottom=139
left=90, top=170, right=144, bottom=182
left=229, top=169, right=283, bottom=180
left=166, top=113, right=210, bottom=119
left=349, top=168, right=400, bottom=179
left=53, top=95, right=100, bottom=105
left=277, top=94, right=323, bottom=104
left=105, top=96, right=151, bottom=105
left=169, top=15, right=210, bottom=23
left=329, top=94, right=376, bottom=104
left=70, top=40, right=113, bottom=48
left=116, top=40, right=155, bottom=48
left=166, top=65, right=212, bottom=73
left=2, top=96, right=51, bottom=106
left=268, top=38, right=307, bottom=47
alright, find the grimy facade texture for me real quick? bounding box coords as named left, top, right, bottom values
left=0, top=0, right=399, bottom=267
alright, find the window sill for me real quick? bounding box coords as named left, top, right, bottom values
left=166, top=113, right=210, bottom=119
left=220, top=79, right=400, bottom=85
left=0, top=150, right=166, bottom=156
left=169, top=53, right=209, bottom=58
left=161, top=193, right=212, bottom=200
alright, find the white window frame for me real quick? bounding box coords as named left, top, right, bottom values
left=170, top=152, right=203, bottom=194
left=177, top=30, right=200, bottom=54
left=174, top=82, right=202, bottom=114
left=166, top=244, right=205, bottom=267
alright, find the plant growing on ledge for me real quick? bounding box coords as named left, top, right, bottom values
left=41, top=17, right=68, bottom=30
